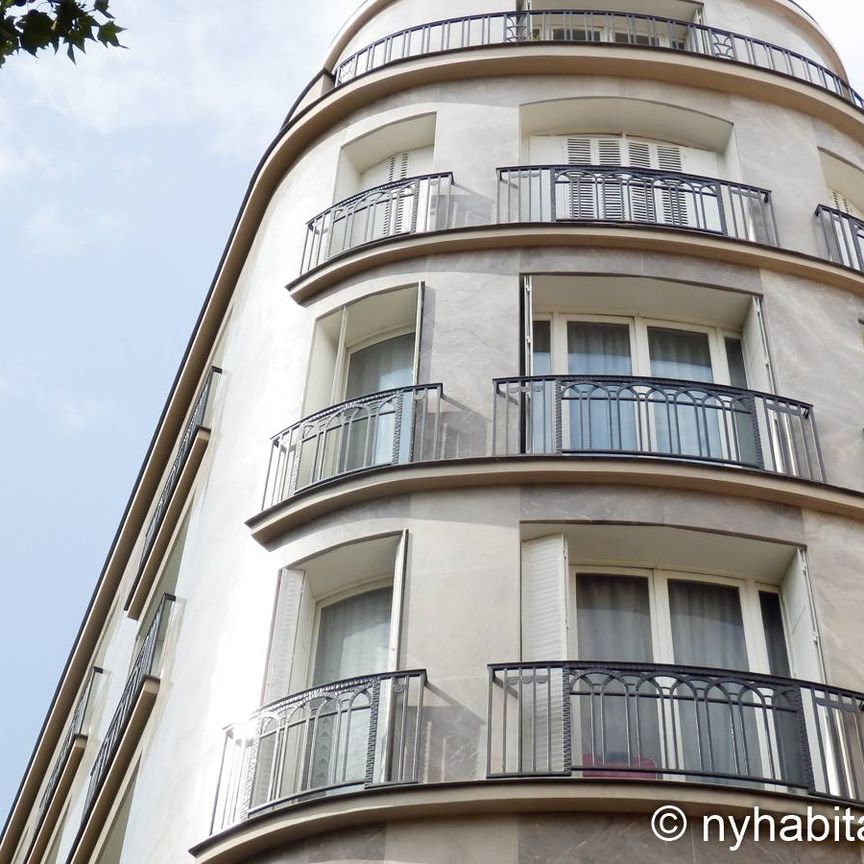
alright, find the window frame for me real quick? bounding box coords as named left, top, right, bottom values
left=537, top=311, right=743, bottom=386
left=307, top=576, right=396, bottom=689
left=568, top=563, right=788, bottom=677
left=338, top=324, right=418, bottom=404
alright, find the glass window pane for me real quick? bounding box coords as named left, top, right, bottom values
left=760, top=591, right=791, bottom=678
left=345, top=333, right=415, bottom=399
left=669, top=580, right=748, bottom=670
left=567, top=323, right=632, bottom=375
left=725, top=337, right=748, bottom=389
left=532, top=320, right=552, bottom=375
left=312, top=587, right=392, bottom=685
left=648, top=327, right=713, bottom=382
left=576, top=574, right=653, bottom=662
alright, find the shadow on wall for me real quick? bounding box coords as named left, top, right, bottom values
left=421, top=683, right=486, bottom=784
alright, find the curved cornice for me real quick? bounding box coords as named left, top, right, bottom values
left=190, top=778, right=864, bottom=864
left=286, top=223, right=864, bottom=304
left=322, top=0, right=847, bottom=79
left=246, top=457, right=864, bottom=543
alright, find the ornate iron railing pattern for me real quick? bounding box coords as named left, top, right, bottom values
left=211, top=670, right=426, bottom=832
left=262, top=384, right=443, bottom=508
left=301, top=173, right=453, bottom=274
left=493, top=375, right=825, bottom=482
left=333, top=10, right=862, bottom=113
left=35, top=667, right=103, bottom=828
left=138, top=367, right=221, bottom=576
left=488, top=661, right=864, bottom=805
left=81, top=595, right=175, bottom=821
left=815, top=205, right=864, bottom=273
left=497, top=164, right=779, bottom=246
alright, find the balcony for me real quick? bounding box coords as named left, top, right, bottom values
left=815, top=204, right=864, bottom=273
left=81, top=595, right=175, bottom=824
left=301, top=173, right=453, bottom=274
left=211, top=670, right=426, bottom=832
left=262, top=384, right=443, bottom=508
left=332, top=10, right=863, bottom=117
left=128, top=367, right=221, bottom=618
left=493, top=375, right=825, bottom=482
left=497, top=164, right=779, bottom=246
left=488, top=661, right=864, bottom=804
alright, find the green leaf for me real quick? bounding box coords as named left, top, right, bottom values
left=96, top=19, right=121, bottom=45
left=18, top=9, right=54, bottom=54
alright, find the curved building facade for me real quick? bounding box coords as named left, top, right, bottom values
left=5, top=1, right=864, bottom=862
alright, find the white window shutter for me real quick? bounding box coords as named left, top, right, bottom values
left=388, top=531, right=408, bottom=670
left=781, top=550, right=825, bottom=682
left=521, top=535, right=569, bottom=661
left=263, top=569, right=311, bottom=703
left=741, top=296, right=775, bottom=393
left=565, top=137, right=593, bottom=165
left=830, top=188, right=863, bottom=218
left=596, top=137, right=623, bottom=166
left=530, top=135, right=569, bottom=164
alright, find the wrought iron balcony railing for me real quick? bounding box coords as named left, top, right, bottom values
left=815, top=204, right=864, bottom=273
left=333, top=10, right=863, bottom=114
left=211, top=670, right=426, bottom=832
left=493, top=375, right=825, bottom=482
left=138, top=367, right=221, bottom=577
left=35, top=667, right=102, bottom=828
left=488, top=661, right=864, bottom=805
left=497, top=164, right=779, bottom=245
left=262, top=384, right=443, bottom=508
left=301, top=173, right=453, bottom=274
left=81, top=594, right=175, bottom=821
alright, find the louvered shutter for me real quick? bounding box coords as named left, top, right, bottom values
left=521, top=535, right=569, bottom=660
left=520, top=535, right=569, bottom=773
left=626, top=139, right=656, bottom=223
left=263, top=569, right=314, bottom=704
left=830, top=189, right=863, bottom=218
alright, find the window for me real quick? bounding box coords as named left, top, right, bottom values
left=133, top=511, right=188, bottom=663
left=520, top=528, right=823, bottom=785
left=325, top=115, right=437, bottom=257
left=264, top=534, right=407, bottom=703
left=290, top=286, right=428, bottom=488
left=530, top=312, right=755, bottom=462
left=251, top=535, right=408, bottom=805
left=529, top=133, right=722, bottom=229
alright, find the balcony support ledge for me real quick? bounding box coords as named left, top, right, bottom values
left=191, top=778, right=864, bottom=864
left=246, top=456, right=864, bottom=544
left=286, top=224, right=864, bottom=305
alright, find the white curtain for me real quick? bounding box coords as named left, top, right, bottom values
left=341, top=333, right=415, bottom=471
left=566, top=323, right=637, bottom=452
left=575, top=574, right=659, bottom=770
left=312, top=587, right=393, bottom=686
left=648, top=327, right=722, bottom=459
left=668, top=580, right=756, bottom=780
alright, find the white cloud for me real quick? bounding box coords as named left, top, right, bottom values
left=6, top=0, right=359, bottom=158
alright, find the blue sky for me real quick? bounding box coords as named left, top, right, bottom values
left=0, top=0, right=861, bottom=826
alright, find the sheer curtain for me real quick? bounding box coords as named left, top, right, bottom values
left=306, top=587, right=393, bottom=790
left=668, top=580, right=755, bottom=781
left=312, top=587, right=393, bottom=685
left=566, top=323, right=637, bottom=452
left=341, top=333, right=415, bottom=471
left=648, top=327, right=722, bottom=459
left=575, top=574, right=658, bottom=770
